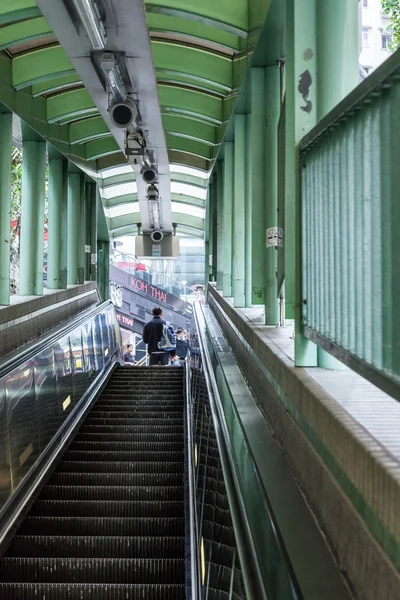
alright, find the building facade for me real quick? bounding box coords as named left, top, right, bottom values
left=360, top=0, right=393, bottom=74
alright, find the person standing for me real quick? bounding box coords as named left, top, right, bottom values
left=170, top=328, right=189, bottom=366
left=142, top=306, right=169, bottom=366
left=123, top=343, right=136, bottom=366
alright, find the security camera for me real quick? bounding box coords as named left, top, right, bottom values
left=141, top=158, right=158, bottom=184
left=110, top=97, right=137, bottom=128
left=150, top=230, right=164, bottom=243
left=147, top=184, right=159, bottom=202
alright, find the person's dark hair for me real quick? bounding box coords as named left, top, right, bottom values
left=127, top=344, right=133, bottom=349
left=176, top=328, right=184, bottom=334
left=152, top=306, right=162, bottom=316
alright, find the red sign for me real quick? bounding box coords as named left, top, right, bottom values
left=115, top=311, right=134, bottom=330
left=130, top=276, right=167, bottom=304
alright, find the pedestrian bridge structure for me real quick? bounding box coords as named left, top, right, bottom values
left=0, top=1, right=400, bottom=599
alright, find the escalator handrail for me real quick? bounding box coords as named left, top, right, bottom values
left=185, top=359, right=201, bottom=600
left=194, top=304, right=269, bottom=600
left=0, top=300, right=117, bottom=379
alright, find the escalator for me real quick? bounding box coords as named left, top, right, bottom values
left=0, top=367, right=186, bottom=599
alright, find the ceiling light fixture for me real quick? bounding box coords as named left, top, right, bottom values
left=70, top=0, right=107, bottom=50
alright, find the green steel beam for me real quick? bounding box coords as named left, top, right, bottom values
left=110, top=224, right=203, bottom=238
left=157, top=73, right=227, bottom=96
left=167, top=149, right=210, bottom=171
left=0, top=1, right=40, bottom=26
left=159, top=84, right=223, bottom=124
left=47, top=89, right=97, bottom=124
left=13, top=45, right=75, bottom=90
left=244, top=112, right=252, bottom=307
left=165, top=133, right=213, bottom=160
left=0, top=16, right=52, bottom=51
left=222, top=142, right=233, bottom=296
left=104, top=193, right=204, bottom=209
left=0, top=112, right=12, bottom=305
left=233, top=113, right=245, bottom=306
left=147, top=13, right=241, bottom=52
left=162, top=114, right=217, bottom=145
left=109, top=211, right=204, bottom=232
left=70, top=116, right=111, bottom=145
left=32, top=75, right=81, bottom=97
left=86, top=137, right=120, bottom=161
left=216, top=160, right=223, bottom=290
left=145, top=3, right=249, bottom=38
left=99, top=171, right=207, bottom=189
left=47, top=156, right=64, bottom=289
left=19, top=136, right=46, bottom=296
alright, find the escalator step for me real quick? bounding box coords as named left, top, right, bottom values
left=0, top=583, right=185, bottom=600
left=57, top=461, right=184, bottom=474
left=69, top=441, right=183, bottom=452
left=92, top=404, right=183, bottom=412
left=30, top=500, right=184, bottom=517
left=48, top=472, right=183, bottom=487
left=87, top=411, right=183, bottom=419
left=7, top=536, right=184, bottom=558
left=84, top=418, right=183, bottom=426
left=40, top=485, right=184, bottom=501
left=74, top=433, right=183, bottom=442
left=0, top=557, right=185, bottom=583
left=19, top=516, right=184, bottom=537
left=64, top=451, right=184, bottom=462
left=78, top=424, right=183, bottom=434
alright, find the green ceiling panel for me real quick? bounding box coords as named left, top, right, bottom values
left=104, top=193, right=204, bottom=210
left=147, top=13, right=240, bottom=52
left=70, top=116, right=111, bottom=145
left=156, top=72, right=226, bottom=96
left=13, top=45, right=74, bottom=90
left=86, top=137, right=120, bottom=161
left=110, top=211, right=204, bottom=232
left=99, top=171, right=206, bottom=189
left=168, top=149, right=210, bottom=172
left=159, top=84, right=222, bottom=124
left=162, top=114, right=216, bottom=145
left=0, top=0, right=40, bottom=26
left=0, top=16, right=52, bottom=51
left=47, top=88, right=97, bottom=123
left=32, top=74, right=81, bottom=97
left=152, top=41, right=232, bottom=90
left=145, top=1, right=248, bottom=36
left=165, top=133, right=212, bottom=160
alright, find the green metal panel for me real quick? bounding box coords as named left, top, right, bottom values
left=157, top=72, right=228, bottom=96
left=0, top=16, right=52, bottom=51
left=222, top=142, right=233, bottom=297
left=67, top=173, right=80, bottom=285
left=301, top=50, right=400, bottom=398
left=12, top=45, right=74, bottom=90
left=32, top=74, right=81, bottom=97
left=47, top=89, right=97, bottom=123
left=104, top=193, right=204, bottom=209
left=109, top=212, right=204, bottom=232
left=162, top=114, right=216, bottom=145
left=158, top=84, right=223, bottom=124
left=152, top=41, right=233, bottom=90
left=70, top=117, right=111, bottom=145
left=165, top=133, right=212, bottom=160
left=145, top=0, right=249, bottom=36
left=47, top=157, right=63, bottom=289
left=0, top=1, right=40, bottom=26
left=216, top=160, right=223, bottom=290
left=0, top=112, right=12, bottom=305
left=233, top=113, right=245, bottom=307
left=147, top=12, right=241, bottom=51
left=244, top=112, right=252, bottom=307
left=86, top=137, right=120, bottom=161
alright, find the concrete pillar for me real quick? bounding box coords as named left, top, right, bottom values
left=0, top=112, right=12, bottom=305
left=250, top=69, right=266, bottom=304
left=19, top=139, right=46, bottom=296
left=47, top=157, right=63, bottom=289
left=233, top=114, right=246, bottom=307
left=216, top=160, right=224, bottom=291
left=78, top=177, right=86, bottom=284
left=264, top=67, right=280, bottom=325
left=245, top=113, right=252, bottom=308
left=222, top=143, right=233, bottom=297
left=90, top=184, right=97, bottom=282
left=67, top=173, right=80, bottom=285
left=315, top=0, right=358, bottom=370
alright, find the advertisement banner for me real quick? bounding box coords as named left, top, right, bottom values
left=115, top=310, right=135, bottom=331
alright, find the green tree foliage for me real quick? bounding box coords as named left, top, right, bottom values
left=382, top=0, right=400, bottom=50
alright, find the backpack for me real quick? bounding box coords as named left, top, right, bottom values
left=158, top=323, right=176, bottom=351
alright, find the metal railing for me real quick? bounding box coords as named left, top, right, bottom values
left=300, top=48, right=400, bottom=400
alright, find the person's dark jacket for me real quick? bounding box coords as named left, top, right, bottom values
left=142, top=316, right=166, bottom=354
left=123, top=351, right=135, bottom=364
left=175, top=338, right=189, bottom=359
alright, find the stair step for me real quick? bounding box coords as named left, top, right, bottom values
left=30, top=500, right=184, bottom=517
left=70, top=441, right=183, bottom=452
left=7, top=536, right=184, bottom=558
left=87, top=411, right=183, bottom=419
left=78, top=424, right=183, bottom=434
left=19, top=516, right=184, bottom=537
left=84, top=418, right=183, bottom=426
left=0, top=557, right=185, bottom=583
left=63, top=451, right=184, bottom=462
left=40, top=485, right=184, bottom=502
left=57, top=461, right=184, bottom=474
left=0, top=583, right=185, bottom=599
left=49, top=472, right=183, bottom=486
left=74, top=433, right=183, bottom=443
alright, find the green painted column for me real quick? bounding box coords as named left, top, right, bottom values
left=250, top=69, right=266, bottom=304
left=264, top=67, right=280, bottom=325
left=222, top=144, right=233, bottom=297
left=47, top=157, right=63, bottom=289
left=19, top=139, right=46, bottom=296
left=204, top=179, right=210, bottom=292
left=211, top=173, right=218, bottom=282
left=315, top=0, right=358, bottom=370
left=78, top=177, right=86, bottom=284
left=90, top=184, right=97, bottom=281
left=233, top=114, right=246, bottom=307
left=97, top=240, right=110, bottom=301
left=245, top=113, right=252, bottom=308
left=60, top=159, right=68, bottom=288
left=0, top=112, right=12, bottom=305
left=85, top=182, right=92, bottom=281
left=216, top=160, right=224, bottom=291
left=67, top=173, right=80, bottom=285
